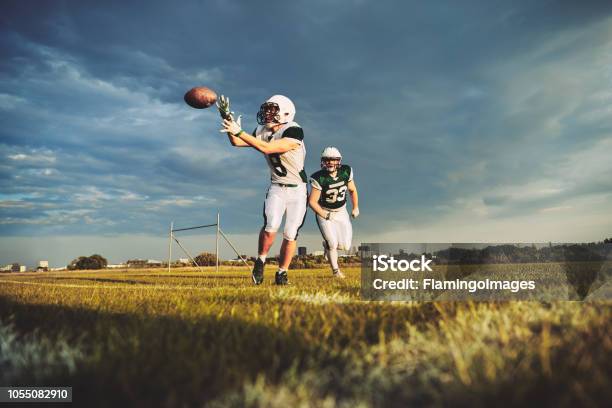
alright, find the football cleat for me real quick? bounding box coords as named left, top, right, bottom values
left=252, top=258, right=264, bottom=285
left=275, top=270, right=289, bottom=285
left=333, top=269, right=346, bottom=279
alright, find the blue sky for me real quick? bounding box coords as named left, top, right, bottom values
left=1, top=0, right=611, bottom=267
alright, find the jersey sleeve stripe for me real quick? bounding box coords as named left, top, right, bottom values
left=282, top=127, right=304, bottom=141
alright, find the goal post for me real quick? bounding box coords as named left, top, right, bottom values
left=168, top=221, right=173, bottom=273
left=167, top=212, right=249, bottom=273
left=216, top=212, right=220, bottom=272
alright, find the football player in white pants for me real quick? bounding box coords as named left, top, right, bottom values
left=219, top=95, right=307, bottom=285
left=308, top=147, right=359, bottom=278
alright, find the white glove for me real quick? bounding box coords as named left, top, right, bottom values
left=220, top=117, right=242, bottom=136
left=351, top=207, right=360, bottom=219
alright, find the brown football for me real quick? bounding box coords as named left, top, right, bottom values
left=184, top=86, right=217, bottom=109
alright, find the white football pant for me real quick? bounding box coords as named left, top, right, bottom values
left=316, top=206, right=352, bottom=250
left=263, top=183, right=307, bottom=241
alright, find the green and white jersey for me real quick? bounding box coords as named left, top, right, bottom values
left=310, top=164, right=353, bottom=210
left=254, top=121, right=307, bottom=185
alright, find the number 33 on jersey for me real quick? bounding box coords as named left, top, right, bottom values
left=310, top=165, right=353, bottom=209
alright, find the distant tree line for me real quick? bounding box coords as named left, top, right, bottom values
left=63, top=239, right=611, bottom=272
left=289, top=254, right=360, bottom=269
left=395, top=240, right=612, bottom=264
left=68, top=254, right=108, bottom=270
left=191, top=252, right=360, bottom=269
left=193, top=252, right=216, bottom=266
left=57, top=251, right=359, bottom=272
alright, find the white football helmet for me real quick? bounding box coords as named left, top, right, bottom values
left=257, top=95, right=296, bottom=127
left=321, top=146, right=342, bottom=172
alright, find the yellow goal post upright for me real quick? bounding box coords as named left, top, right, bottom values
left=167, top=211, right=250, bottom=273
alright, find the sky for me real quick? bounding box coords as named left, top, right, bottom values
left=1, top=0, right=611, bottom=268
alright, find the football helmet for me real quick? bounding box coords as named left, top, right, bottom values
left=257, top=95, right=296, bottom=127
left=321, top=146, right=342, bottom=172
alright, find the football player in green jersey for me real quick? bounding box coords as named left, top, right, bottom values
left=308, top=147, right=359, bottom=278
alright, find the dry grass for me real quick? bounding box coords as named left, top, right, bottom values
left=0, top=266, right=610, bottom=407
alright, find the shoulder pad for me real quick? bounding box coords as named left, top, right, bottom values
left=281, top=121, right=300, bottom=132
left=339, top=165, right=351, bottom=179
left=310, top=169, right=324, bottom=180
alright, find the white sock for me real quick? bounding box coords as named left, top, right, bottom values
left=278, top=268, right=286, bottom=273
left=328, top=247, right=339, bottom=271
left=258, top=255, right=267, bottom=263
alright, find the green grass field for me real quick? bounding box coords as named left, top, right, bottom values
left=0, top=266, right=610, bottom=407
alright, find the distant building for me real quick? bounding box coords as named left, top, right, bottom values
left=127, top=259, right=147, bottom=268
left=127, top=259, right=162, bottom=268
left=107, top=264, right=127, bottom=269
left=298, top=246, right=307, bottom=256
left=3, top=263, right=27, bottom=272
left=37, top=260, right=49, bottom=272
left=178, top=258, right=189, bottom=264
left=311, top=250, right=324, bottom=256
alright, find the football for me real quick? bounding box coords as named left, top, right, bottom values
left=184, top=86, right=217, bottom=109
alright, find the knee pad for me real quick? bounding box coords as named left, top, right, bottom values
left=265, top=225, right=279, bottom=233
left=283, top=228, right=298, bottom=241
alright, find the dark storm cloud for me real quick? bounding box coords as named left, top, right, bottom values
left=1, top=0, right=611, bottom=247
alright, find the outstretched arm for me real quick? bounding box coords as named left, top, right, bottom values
left=226, top=124, right=250, bottom=147
left=220, top=118, right=299, bottom=154
left=236, top=130, right=299, bottom=154
left=227, top=134, right=249, bottom=147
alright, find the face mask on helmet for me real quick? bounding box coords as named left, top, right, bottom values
left=257, top=95, right=296, bottom=128
left=321, top=146, right=342, bottom=172
left=321, top=157, right=341, bottom=172
left=257, top=102, right=281, bottom=126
